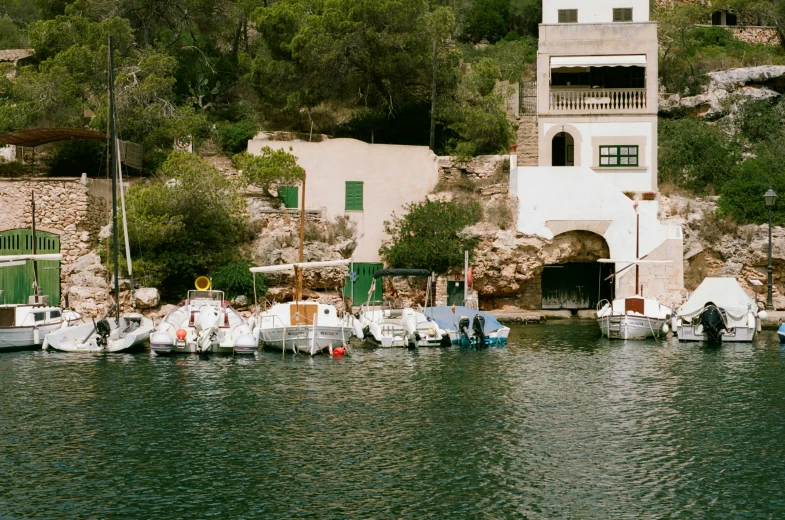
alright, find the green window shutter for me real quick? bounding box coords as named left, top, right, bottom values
left=345, top=181, right=363, bottom=211
left=279, top=186, right=298, bottom=209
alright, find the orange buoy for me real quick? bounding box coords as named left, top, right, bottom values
left=333, top=346, right=346, bottom=357
left=467, top=267, right=473, bottom=288
left=176, top=329, right=187, bottom=340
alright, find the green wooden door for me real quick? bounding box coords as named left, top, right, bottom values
left=344, top=262, right=383, bottom=305
left=0, top=229, right=60, bottom=305
left=447, top=281, right=465, bottom=306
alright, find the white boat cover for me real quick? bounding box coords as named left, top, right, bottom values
left=678, top=278, right=757, bottom=320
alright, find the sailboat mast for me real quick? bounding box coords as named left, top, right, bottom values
left=295, top=171, right=306, bottom=305
left=635, top=204, right=640, bottom=296
left=108, top=35, right=120, bottom=324
left=30, top=191, right=39, bottom=296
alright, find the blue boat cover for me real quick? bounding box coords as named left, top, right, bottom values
left=424, top=306, right=506, bottom=334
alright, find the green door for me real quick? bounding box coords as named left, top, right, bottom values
left=447, top=281, right=465, bottom=306
left=0, top=229, right=60, bottom=305
left=344, top=262, right=383, bottom=305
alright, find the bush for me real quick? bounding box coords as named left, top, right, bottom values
left=486, top=196, right=513, bottom=230
left=717, top=159, right=785, bottom=226
left=697, top=209, right=739, bottom=245
left=380, top=199, right=483, bottom=273
left=212, top=260, right=265, bottom=300
left=44, top=140, right=107, bottom=177
left=658, top=117, right=737, bottom=193
left=738, top=99, right=783, bottom=143
left=216, top=120, right=258, bottom=155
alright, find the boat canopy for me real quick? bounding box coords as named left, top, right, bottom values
left=372, top=268, right=432, bottom=279
left=678, top=277, right=757, bottom=319
left=424, top=306, right=506, bottom=334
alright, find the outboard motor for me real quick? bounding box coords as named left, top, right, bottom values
left=472, top=314, right=486, bottom=348
left=458, top=316, right=471, bottom=339
left=95, top=319, right=111, bottom=347
left=700, top=305, right=725, bottom=345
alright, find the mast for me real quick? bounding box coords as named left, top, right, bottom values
left=295, top=171, right=306, bottom=314
left=108, top=35, right=120, bottom=324
left=30, top=191, right=39, bottom=299
left=634, top=202, right=640, bottom=296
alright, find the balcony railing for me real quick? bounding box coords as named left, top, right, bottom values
left=549, top=88, right=647, bottom=113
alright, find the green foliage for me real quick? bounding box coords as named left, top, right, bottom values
left=463, top=0, right=508, bottom=43
left=0, top=15, right=26, bottom=48
left=658, top=117, right=737, bottom=193
left=717, top=159, right=785, bottom=225
left=212, top=260, right=265, bottom=299
left=233, top=146, right=305, bottom=193
left=216, top=120, right=257, bottom=154
left=125, top=151, right=246, bottom=298
left=380, top=199, right=483, bottom=273
left=43, top=140, right=106, bottom=177
left=738, top=99, right=783, bottom=142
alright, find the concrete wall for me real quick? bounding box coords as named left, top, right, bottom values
left=538, top=116, right=658, bottom=192
left=543, top=0, right=650, bottom=24
left=514, top=165, right=683, bottom=298
left=247, top=138, right=440, bottom=263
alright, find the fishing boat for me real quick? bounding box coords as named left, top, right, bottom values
left=149, top=278, right=258, bottom=355
left=251, top=260, right=355, bottom=356
left=0, top=252, right=82, bottom=352
left=673, top=277, right=763, bottom=344
left=44, top=35, right=153, bottom=353
left=424, top=306, right=509, bottom=348
left=355, top=268, right=450, bottom=348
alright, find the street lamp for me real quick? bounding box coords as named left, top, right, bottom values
left=765, top=186, right=777, bottom=309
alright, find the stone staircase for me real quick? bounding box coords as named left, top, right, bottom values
left=516, top=81, right=538, bottom=166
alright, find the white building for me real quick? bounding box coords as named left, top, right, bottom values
left=513, top=0, right=684, bottom=308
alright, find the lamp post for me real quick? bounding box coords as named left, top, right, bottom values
left=764, top=186, right=777, bottom=310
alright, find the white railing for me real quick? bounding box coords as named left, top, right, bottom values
left=549, top=88, right=647, bottom=113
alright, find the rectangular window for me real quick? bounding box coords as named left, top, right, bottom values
left=558, top=9, right=578, bottom=23
left=278, top=186, right=298, bottom=209
left=345, top=181, right=364, bottom=211
left=613, top=8, right=633, bottom=22
left=600, top=145, right=639, bottom=167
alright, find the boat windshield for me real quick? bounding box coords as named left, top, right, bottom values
left=188, top=290, right=225, bottom=302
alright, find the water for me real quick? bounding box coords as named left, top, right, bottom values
left=2, top=322, right=785, bottom=519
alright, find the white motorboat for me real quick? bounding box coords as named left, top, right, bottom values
left=355, top=268, right=450, bottom=348
left=424, top=306, right=510, bottom=348
left=673, top=277, right=763, bottom=343
left=256, top=299, right=353, bottom=355
left=596, top=297, right=671, bottom=340
left=150, top=284, right=259, bottom=355
left=45, top=38, right=154, bottom=354
left=0, top=284, right=81, bottom=351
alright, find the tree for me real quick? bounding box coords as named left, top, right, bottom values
left=718, top=159, right=785, bottom=225
left=379, top=199, right=483, bottom=273
left=0, top=15, right=26, bottom=48
left=125, top=151, right=247, bottom=297
left=233, top=146, right=305, bottom=195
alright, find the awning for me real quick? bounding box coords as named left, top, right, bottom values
left=551, top=55, right=646, bottom=69
left=0, top=127, right=106, bottom=147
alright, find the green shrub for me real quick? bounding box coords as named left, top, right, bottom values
left=212, top=260, right=265, bottom=300
left=44, top=140, right=106, bottom=177
left=717, top=159, right=785, bottom=225
left=738, top=99, right=783, bottom=143
left=216, top=120, right=257, bottom=155
left=380, top=199, right=483, bottom=273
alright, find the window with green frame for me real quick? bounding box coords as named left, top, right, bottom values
left=599, top=145, right=639, bottom=167
left=279, top=186, right=298, bottom=208
left=345, top=181, right=364, bottom=211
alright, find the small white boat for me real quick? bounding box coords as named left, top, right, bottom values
left=596, top=297, right=671, bottom=340
left=44, top=312, right=152, bottom=353
left=0, top=299, right=81, bottom=352
left=150, top=286, right=259, bottom=355
left=355, top=269, right=450, bottom=348
left=425, top=306, right=510, bottom=348
left=673, top=277, right=763, bottom=343
left=257, top=300, right=353, bottom=355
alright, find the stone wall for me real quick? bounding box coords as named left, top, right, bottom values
left=726, top=26, right=780, bottom=46
left=438, top=155, right=508, bottom=181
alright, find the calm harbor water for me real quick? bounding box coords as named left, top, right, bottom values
left=2, top=322, right=785, bottom=519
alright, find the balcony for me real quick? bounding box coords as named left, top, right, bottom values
left=549, top=88, right=647, bottom=114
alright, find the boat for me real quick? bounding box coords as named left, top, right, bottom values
left=424, top=306, right=510, bottom=348
left=0, top=253, right=82, bottom=352
left=673, top=277, right=764, bottom=343
left=778, top=323, right=785, bottom=343
left=44, top=35, right=153, bottom=353
left=355, top=268, right=450, bottom=348
left=596, top=296, right=671, bottom=340
left=251, top=260, right=355, bottom=356
left=149, top=279, right=259, bottom=355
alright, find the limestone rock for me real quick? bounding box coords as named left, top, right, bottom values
left=232, top=295, right=249, bottom=309
left=134, top=287, right=160, bottom=309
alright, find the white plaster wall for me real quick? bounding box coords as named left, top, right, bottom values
left=515, top=165, right=683, bottom=297
left=542, top=0, right=650, bottom=24
left=539, top=118, right=657, bottom=192
left=247, top=138, right=439, bottom=263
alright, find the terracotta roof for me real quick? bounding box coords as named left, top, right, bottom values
left=0, top=49, right=33, bottom=64
left=0, top=127, right=107, bottom=147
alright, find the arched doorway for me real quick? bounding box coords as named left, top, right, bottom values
left=540, top=231, right=612, bottom=310
left=551, top=132, right=574, bottom=166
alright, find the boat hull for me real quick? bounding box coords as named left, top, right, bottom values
left=447, top=328, right=509, bottom=347
left=0, top=322, right=64, bottom=351
left=676, top=322, right=758, bottom=343
left=597, top=315, right=667, bottom=340
left=260, top=325, right=351, bottom=356
left=44, top=317, right=152, bottom=353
